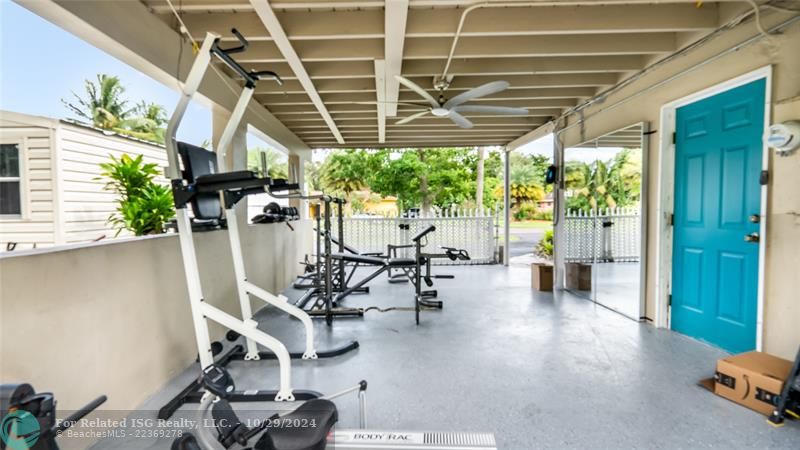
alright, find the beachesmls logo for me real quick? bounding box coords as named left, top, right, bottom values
left=1, top=410, right=40, bottom=450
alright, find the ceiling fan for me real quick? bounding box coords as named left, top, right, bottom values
left=391, top=75, right=528, bottom=129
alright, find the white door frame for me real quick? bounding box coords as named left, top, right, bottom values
left=654, top=65, right=772, bottom=351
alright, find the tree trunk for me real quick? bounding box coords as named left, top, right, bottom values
left=418, top=149, right=433, bottom=217
left=420, top=175, right=433, bottom=216
left=475, top=146, right=485, bottom=208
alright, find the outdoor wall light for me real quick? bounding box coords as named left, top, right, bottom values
left=768, top=120, right=800, bottom=156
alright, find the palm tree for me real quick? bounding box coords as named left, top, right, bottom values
left=117, top=101, right=169, bottom=143
left=319, top=150, right=367, bottom=199
left=305, top=160, right=323, bottom=191
left=565, top=149, right=642, bottom=212
left=62, top=74, right=130, bottom=130
left=247, top=147, right=289, bottom=179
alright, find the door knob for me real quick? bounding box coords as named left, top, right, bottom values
left=744, top=233, right=760, bottom=243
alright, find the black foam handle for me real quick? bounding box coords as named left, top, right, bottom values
left=412, top=225, right=436, bottom=242
left=54, top=395, right=107, bottom=433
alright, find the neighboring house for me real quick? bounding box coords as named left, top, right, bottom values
left=363, top=195, right=398, bottom=216
left=537, top=192, right=554, bottom=211
left=0, top=110, right=167, bottom=250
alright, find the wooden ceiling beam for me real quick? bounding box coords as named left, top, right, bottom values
left=172, top=4, right=717, bottom=40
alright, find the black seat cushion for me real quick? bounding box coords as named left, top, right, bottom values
left=255, top=399, right=337, bottom=450
left=195, top=170, right=257, bottom=184
left=330, top=252, right=387, bottom=266
left=171, top=434, right=201, bottom=450
left=177, top=142, right=222, bottom=220
left=387, top=257, right=415, bottom=267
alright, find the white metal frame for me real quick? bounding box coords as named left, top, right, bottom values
left=165, top=33, right=319, bottom=402
left=654, top=66, right=771, bottom=350
left=215, top=87, right=319, bottom=362
left=0, top=137, right=27, bottom=220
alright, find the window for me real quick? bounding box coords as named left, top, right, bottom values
left=0, top=143, right=22, bottom=215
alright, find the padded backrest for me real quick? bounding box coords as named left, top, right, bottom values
left=177, top=142, right=223, bottom=220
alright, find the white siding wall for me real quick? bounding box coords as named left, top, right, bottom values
left=58, top=124, right=168, bottom=243
left=0, top=120, right=56, bottom=249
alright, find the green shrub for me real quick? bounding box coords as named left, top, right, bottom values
left=535, top=229, right=554, bottom=259
left=513, top=202, right=538, bottom=221
left=349, top=196, right=365, bottom=214
left=98, top=154, right=159, bottom=198
left=112, top=184, right=175, bottom=236
left=532, top=210, right=553, bottom=221
left=98, top=154, right=175, bottom=236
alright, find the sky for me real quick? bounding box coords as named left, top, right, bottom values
left=515, top=133, right=628, bottom=164
left=0, top=1, right=211, bottom=144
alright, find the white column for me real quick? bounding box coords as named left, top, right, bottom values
left=553, top=129, right=566, bottom=289
left=503, top=149, right=511, bottom=266
left=288, top=152, right=309, bottom=219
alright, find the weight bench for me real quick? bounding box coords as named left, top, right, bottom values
left=329, top=253, right=417, bottom=299
left=325, top=232, right=384, bottom=294
left=387, top=244, right=471, bottom=289
left=330, top=225, right=444, bottom=324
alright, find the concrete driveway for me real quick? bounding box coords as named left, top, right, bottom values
left=509, top=226, right=547, bottom=257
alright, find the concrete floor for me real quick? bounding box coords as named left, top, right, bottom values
left=94, top=265, right=799, bottom=449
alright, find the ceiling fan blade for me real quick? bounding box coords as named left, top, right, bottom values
left=353, top=101, right=431, bottom=107
left=443, top=81, right=510, bottom=109
left=447, top=111, right=474, bottom=129
left=395, top=75, right=439, bottom=108
left=451, top=105, right=528, bottom=115
left=395, top=110, right=431, bottom=125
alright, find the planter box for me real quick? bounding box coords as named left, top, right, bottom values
left=531, top=263, right=553, bottom=291
left=565, top=262, right=592, bottom=291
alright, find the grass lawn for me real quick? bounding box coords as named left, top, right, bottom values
left=509, top=220, right=553, bottom=230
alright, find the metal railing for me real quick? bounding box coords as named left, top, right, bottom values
left=563, top=207, right=641, bottom=263
left=331, top=207, right=498, bottom=265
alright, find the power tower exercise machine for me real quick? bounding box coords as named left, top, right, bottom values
left=160, top=29, right=355, bottom=420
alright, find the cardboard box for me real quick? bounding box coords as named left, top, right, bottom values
left=531, top=263, right=553, bottom=291
left=711, top=351, right=793, bottom=416
left=565, top=262, right=591, bottom=290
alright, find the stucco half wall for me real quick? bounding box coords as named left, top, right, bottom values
left=556, top=18, right=800, bottom=360
left=0, top=220, right=312, bottom=411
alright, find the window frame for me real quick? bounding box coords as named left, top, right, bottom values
left=0, top=139, right=26, bottom=220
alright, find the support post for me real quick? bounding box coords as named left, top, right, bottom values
left=553, top=126, right=566, bottom=289
left=503, top=148, right=511, bottom=266
left=288, top=153, right=307, bottom=219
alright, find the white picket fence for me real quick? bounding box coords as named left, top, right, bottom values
left=331, top=207, right=498, bottom=265
left=563, top=207, right=641, bottom=263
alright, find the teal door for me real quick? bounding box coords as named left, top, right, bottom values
left=671, top=79, right=765, bottom=353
